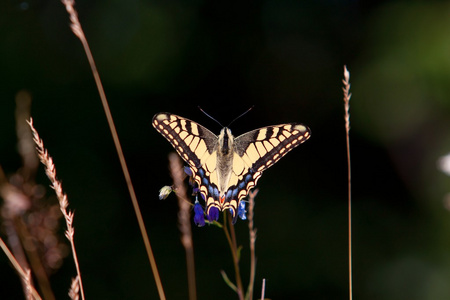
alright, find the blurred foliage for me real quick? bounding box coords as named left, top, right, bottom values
left=1, top=0, right=450, bottom=299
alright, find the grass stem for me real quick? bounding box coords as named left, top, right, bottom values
left=246, top=190, right=258, bottom=300
left=60, top=1, right=165, bottom=298
left=342, top=65, right=352, bottom=300
left=223, top=213, right=244, bottom=300
left=27, top=118, right=85, bottom=300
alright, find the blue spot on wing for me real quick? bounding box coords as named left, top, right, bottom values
left=213, top=187, right=220, bottom=198
left=238, top=181, right=246, bottom=190
left=184, top=166, right=193, bottom=177
left=245, top=173, right=253, bottom=183
left=232, top=188, right=238, bottom=199
left=208, top=185, right=214, bottom=196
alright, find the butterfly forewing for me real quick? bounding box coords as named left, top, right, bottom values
left=152, top=113, right=217, bottom=168
left=234, top=123, right=311, bottom=173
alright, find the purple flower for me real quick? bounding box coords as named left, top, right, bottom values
left=237, top=201, right=247, bottom=220
left=193, top=201, right=205, bottom=227
left=207, top=206, right=220, bottom=222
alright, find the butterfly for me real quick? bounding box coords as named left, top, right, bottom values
left=152, top=112, right=311, bottom=223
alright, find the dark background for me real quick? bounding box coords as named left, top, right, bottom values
left=2, top=0, right=450, bottom=299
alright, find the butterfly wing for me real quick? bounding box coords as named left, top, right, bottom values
left=222, top=123, right=311, bottom=220
left=152, top=113, right=218, bottom=168
left=234, top=123, right=311, bottom=172
left=152, top=113, right=223, bottom=218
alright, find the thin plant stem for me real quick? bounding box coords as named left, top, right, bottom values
left=223, top=213, right=244, bottom=300
left=342, top=65, right=352, bottom=300
left=27, top=118, right=85, bottom=300
left=260, top=278, right=266, bottom=300
left=168, top=153, right=197, bottom=300
left=220, top=270, right=237, bottom=292
left=60, top=1, right=165, bottom=299
left=14, top=218, right=54, bottom=300
left=246, top=189, right=258, bottom=300
left=0, top=238, right=42, bottom=300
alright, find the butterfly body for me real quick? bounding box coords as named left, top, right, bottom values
left=216, top=128, right=236, bottom=196
left=152, top=112, right=311, bottom=223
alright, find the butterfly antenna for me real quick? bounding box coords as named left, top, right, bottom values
left=198, top=106, right=224, bottom=127
left=227, top=105, right=255, bottom=127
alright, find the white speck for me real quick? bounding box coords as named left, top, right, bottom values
left=438, top=153, right=450, bottom=176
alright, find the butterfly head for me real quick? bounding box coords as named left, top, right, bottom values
left=218, top=127, right=234, bottom=155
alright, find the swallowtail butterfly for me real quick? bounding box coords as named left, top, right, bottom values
left=152, top=112, right=311, bottom=223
